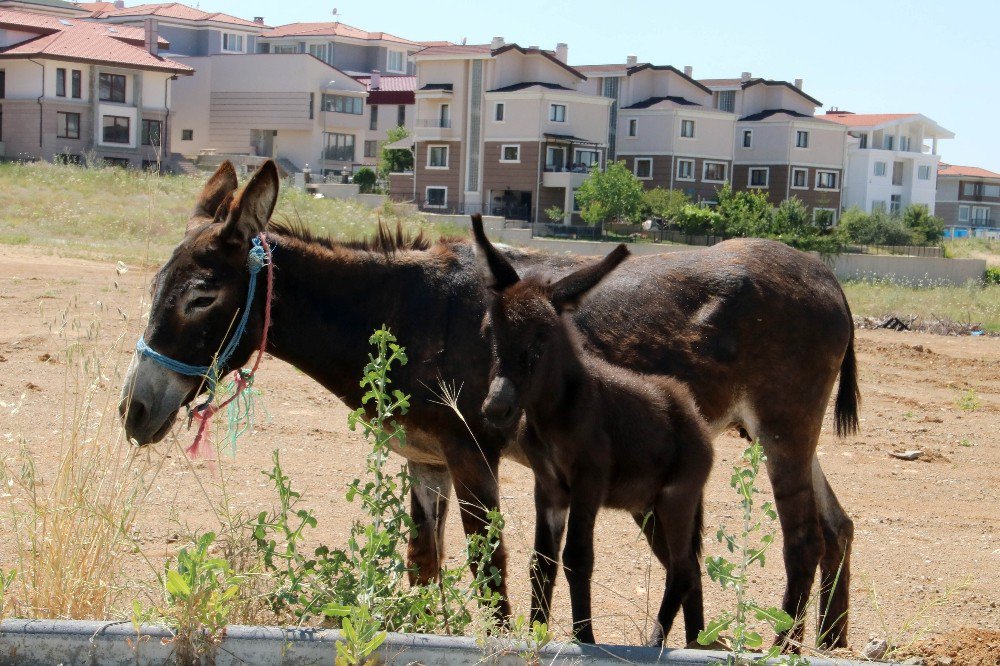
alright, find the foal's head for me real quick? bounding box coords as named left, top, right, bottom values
left=119, top=160, right=279, bottom=445
left=470, top=215, right=629, bottom=428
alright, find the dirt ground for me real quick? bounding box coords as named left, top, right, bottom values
left=0, top=246, right=997, bottom=660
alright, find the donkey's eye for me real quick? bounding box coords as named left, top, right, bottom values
left=187, top=295, right=217, bottom=311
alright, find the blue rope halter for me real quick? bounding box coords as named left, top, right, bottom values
left=136, top=235, right=271, bottom=398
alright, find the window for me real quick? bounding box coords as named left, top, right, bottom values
left=634, top=157, right=653, bottom=180
left=99, top=73, right=126, bottom=103
left=141, top=119, right=161, bottom=146
left=369, top=105, right=378, bottom=130
left=883, top=135, right=894, bottom=150
left=222, top=32, right=244, bottom=52
left=397, top=104, right=406, bottom=127
left=792, top=168, right=808, bottom=189
left=986, top=184, right=1000, bottom=198
left=322, top=94, right=363, bottom=115
left=438, top=103, right=450, bottom=127
left=676, top=158, right=694, bottom=180
left=56, top=68, right=66, bottom=97
left=816, top=170, right=838, bottom=190
left=703, top=161, right=727, bottom=182
left=795, top=130, right=809, bottom=148
left=715, top=90, right=735, bottom=113
left=549, top=104, right=566, bottom=122
left=425, top=186, right=447, bottom=208
left=500, top=144, right=520, bottom=163
left=962, top=182, right=978, bottom=196
left=892, top=161, right=903, bottom=186
left=181, top=129, right=194, bottom=141
left=900, top=136, right=910, bottom=152
left=748, top=167, right=768, bottom=188
left=872, top=201, right=886, bottom=213
left=102, top=115, right=130, bottom=144
left=958, top=205, right=970, bottom=222
left=308, top=43, right=327, bottom=62
left=574, top=149, right=599, bottom=168
left=364, top=140, right=379, bottom=158
left=71, top=69, right=81, bottom=98
left=742, top=130, right=752, bottom=148
left=918, top=165, right=931, bottom=180
left=387, top=50, right=405, bottom=73
left=103, top=157, right=130, bottom=168
left=874, top=161, right=887, bottom=177
left=0, top=70, right=5, bottom=98
left=889, top=194, right=902, bottom=215
left=572, top=189, right=581, bottom=213
left=972, top=206, right=990, bottom=224
left=680, top=119, right=695, bottom=138
left=56, top=112, right=80, bottom=139
left=273, top=45, right=298, bottom=54
left=428, top=145, right=448, bottom=168
left=545, top=146, right=566, bottom=171
left=323, top=132, right=355, bottom=161
left=494, top=102, right=504, bottom=122
left=628, top=118, right=637, bottom=137
left=858, top=133, right=868, bottom=149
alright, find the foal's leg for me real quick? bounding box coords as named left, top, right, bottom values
left=812, top=455, right=853, bottom=648
left=530, top=480, right=568, bottom=627
left=406, top=461, right=452, bottom=585
left=562, top=494, right=600, bottom=643
left=631, top=510, right=671, bottom=647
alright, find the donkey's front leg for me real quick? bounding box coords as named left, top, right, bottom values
left=530, top=479, right=568, bottom=627
left=562, top=493, right=600, bottom=643
left=406, top=461, right=452, bottom=585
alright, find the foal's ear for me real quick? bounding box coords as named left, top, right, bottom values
left=220, top=160, right=280, bottom=247
left=470, top=213, right=520, bottom=291
left=190, top=161, right=238, bottom=227
left=550, top=244, right=629, bottom=312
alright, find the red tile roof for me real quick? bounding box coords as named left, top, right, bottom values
left=414, top=43, right=492, bottom=57
left=0, top=8, right=191, bottom=72
left=938, top=164, right=1000, bottom=179
left=822, top=112, right=917, bottom=127
left=354, top=75, right=416, bottom=92
left=77, top=1, right=118, bottom=14
left=260, top=21, right=417, bottom=45
left=96, top=3, right=261, bottom=28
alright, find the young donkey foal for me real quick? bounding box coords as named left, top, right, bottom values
left=472, top=216, right=714, bottom=645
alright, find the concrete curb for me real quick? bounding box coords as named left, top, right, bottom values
left=0, top=619, right=890, bottom=665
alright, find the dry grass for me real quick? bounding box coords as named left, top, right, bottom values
left=944, top=237, right=1000, bottom=266
left=843, top=280, right=1000, bottom=332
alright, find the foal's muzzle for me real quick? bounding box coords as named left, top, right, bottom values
left=481, top=376, right=520, bottom=429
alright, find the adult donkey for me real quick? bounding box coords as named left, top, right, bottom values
left=121, top=161, right=859, bottom=647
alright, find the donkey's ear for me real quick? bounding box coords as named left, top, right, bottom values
left=470, top=213, right=520, bottom=291
left=221, top=161, right=280, bottom=247
left=550, top=244, right=629, bottom=312
left=190, top=161, right=238, bottom=226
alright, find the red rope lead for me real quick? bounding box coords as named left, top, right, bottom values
left=187, top=234, right=274, bottom=459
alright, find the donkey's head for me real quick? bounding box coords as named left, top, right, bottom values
left=119, top=160, right=279, bottom=445
left=470, top=214, right=629, bottom=428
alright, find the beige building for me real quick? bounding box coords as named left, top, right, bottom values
left=936, top=164, right=1000, bottom=238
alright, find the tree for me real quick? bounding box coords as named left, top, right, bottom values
left=574, top=161, right=645, bottom=228
left=674, top=204, right=721, bottom=235
left=838, top=207, right=915, bottom=246
left=902, top=204, right=945, bottom=244
left=641, top=188, right=689, bottom=225
left=714, top=184, right=773, bottom=237
left=377, top=126, right=413, bottom=183
left=352, top=167, right=377, bottom=194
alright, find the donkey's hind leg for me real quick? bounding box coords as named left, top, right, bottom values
left=649, top=491, right=704, bottom=647
left=407, top=461, right=452, bottom=585
left=812, top=455, right=853, bottom=648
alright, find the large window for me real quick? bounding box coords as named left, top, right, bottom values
left=322, top=94, right=363, bottom=115
left=56, top=68, right=66, bottom=97
left=369, top=105, right=378, bottom=130
left=715, top=90, right=735, bottom=113
left=71, top=69, right=81, bottom=99
left=680, top=119, right=695, bottom=138
left=742, top=130, right=752, bottom=148
left=703, top=161, right=727, bottom=182
left=549, top=104, right=566, bottom=122
left=816, top=170, right=839, bottom=190
left=141, top=119, right=162, bottom=146
left=574, top=148, right=599, bottom=168
left=222, top=32, right=245, bottom=52
left=102, top=115, right=130, bottom=144
left=387, top=50, right=405, bottom=73
left=918, top=165, right=931, bottom=180
left=972, top=206, right=990, bottom=224
left=323, top=132, right=355, bottom=161
left=795, top=130, right=809, bottom=148
left=962, top=182, right=978, bottom=196
left=428, top=145, right=448, bottom=168
left=500, top=144, right=520, bottom=163
left=545, top=146, right=566, bottom=171
left=57, top=112, right=80, bottom=139
left=986, top=184, right=1000, bottom=198
left=99, top=73, right=126, bottom=103
left=364, top=140, right=379, bottom=158
left=425, top=186, right=447, bottom=208
left=308, top=43, right=327, bottom=62
left=634, top=157, right=653, bottom=180
left=748, top=167, right=768, bottom=188
left=494, top=102, right=505, bottom=122
left=874, top=161, right=887, bottom=177
left=792, top=168, right=809, bottom=189
left=676, top=158, right=694, bottom=180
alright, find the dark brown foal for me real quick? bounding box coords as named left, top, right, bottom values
left=472, top=217, right=713, bottom=646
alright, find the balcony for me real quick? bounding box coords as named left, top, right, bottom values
left=542, top=167, right=589, bottom=189
left=415, top=118, right=455, bottom=140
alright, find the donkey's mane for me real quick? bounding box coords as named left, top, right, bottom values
left=267, top=217, right=440, bottom=256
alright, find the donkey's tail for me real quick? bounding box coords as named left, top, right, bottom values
left=834, top=297, right=861, bottom=438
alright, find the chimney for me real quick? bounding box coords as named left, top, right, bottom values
left=683, top=65, right=693, bottom=77
left=371, top=69, right=381, bottom=90
left=626, top=54, right=638, bottom=67
left=490, top=36, right=505, bottom=49
left=253, top=16, right=264, bottom=25
left=144, top=17, right=158, bottom=56
left=555, top=42, right=568, bottom=63
left=793, top=78, right=803, bottom=89
left=113, top=0, right=124, bottom=7
left=740, top=71, right=752, bottom=82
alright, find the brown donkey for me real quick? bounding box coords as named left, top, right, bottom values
left=122, top=162, right=858, bottom=647
left=473, top=218, right=713, bottom=645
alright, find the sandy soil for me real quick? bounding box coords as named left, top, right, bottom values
left=0, top=246, right=997, bottom=659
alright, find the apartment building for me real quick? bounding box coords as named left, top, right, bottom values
left=700, top=74, right=846, bottom=220
left=390, top=39, right=612, bottom=222
left=822, top=111, right=953, bottom=216
left=257, top=22, right=427, bottom=76
left=353, top=72, right=415, bottom=168
left=0, top=7, right=191, bottom=166
left=1, top=0, right=91, bottom=18
left=579, top=61, right=734, bottom=203
left=88, top=2, right=265, bottom=54
left=936, top=164, right=1000, bottom=238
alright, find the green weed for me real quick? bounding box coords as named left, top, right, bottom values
left=955, top=388, right=981, bottom=412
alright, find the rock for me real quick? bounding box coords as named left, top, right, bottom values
left=890, top=449, right=923, bottom=461
left=861, top=637, right=889, bottom=660
left=939, top=657, right=953, bottom=665
left=901, top=658, right=924, bottom=665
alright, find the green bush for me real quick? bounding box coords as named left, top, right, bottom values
left=986, top=266, right=1000, bottom=285
left=674, top=204, right=721, bottom=235
left=641, top=187, right=689, bottom=223
left=352, top=167, right=378, bottom=194
left=576, top=161, right=645, bottom=227
left=837, top=207, right=916, bottom=246
left=902, top=204, right=945, bottom=244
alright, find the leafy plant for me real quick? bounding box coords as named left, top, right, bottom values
left=575, top=160, right=646, bottom=227
left=352, top=167, right=378, bottom=194
left=985, top=266, right=1000, bottom=285
left=544, top=205, right=566, bottom=224
left=698, top=440, right=794, bottom=664
left=641, top=187, right=689, bottom=224
left=955, top=388, right=980, bottom=412
left=377, top=126, right=414, bottom=184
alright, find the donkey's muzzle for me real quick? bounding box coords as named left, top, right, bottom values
left=481, top=376, right=520, bottom=429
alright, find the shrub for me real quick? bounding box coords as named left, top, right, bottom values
left=674, top=204, right=721, bottom=235
left=576, top=161, right=645, bottom=227
left=641, top=187, right=689, bottom=224
left=352, top=167, right=378, bottom=194
left=544, top=205, right=565, bottom=223
left=902, top=204, right=945, bottom=244
left=715, top=184, right=773, bottom=237
left=838, top=207, right=916, bottom=246
left=986, top=266, right=1000, bottom=285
